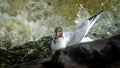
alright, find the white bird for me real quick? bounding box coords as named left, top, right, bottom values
left=51, top=11, right=104, bottom=52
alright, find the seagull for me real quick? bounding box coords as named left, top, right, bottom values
left=51, top=11, right=104, bottom=52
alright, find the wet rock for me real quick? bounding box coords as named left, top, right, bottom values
left=12, top=34, right=120, bottom=68
left=1, top=34, right=120, bottom=68
left=0, top=36, right=53, bottom=68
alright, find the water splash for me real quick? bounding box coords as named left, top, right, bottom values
left=0, top=0, right=120, bottom=47
left=0, top=0, right=80, bottom=47
left=88, top=10, right=120, bottom=39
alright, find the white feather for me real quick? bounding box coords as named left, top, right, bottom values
left=51, top=11, right=103, bottom=52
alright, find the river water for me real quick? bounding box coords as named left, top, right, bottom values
left=0, top=0, right=120, bottom=47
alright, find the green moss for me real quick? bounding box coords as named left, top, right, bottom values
left=0, top=36, right=53, bottom=67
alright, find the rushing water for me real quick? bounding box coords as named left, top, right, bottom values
left=0, top=0, right=120, bottom=47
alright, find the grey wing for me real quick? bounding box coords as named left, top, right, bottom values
left=66, top=10, right=104, bottom=46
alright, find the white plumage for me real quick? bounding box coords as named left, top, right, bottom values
left=51, top=11, right=103, bottom=52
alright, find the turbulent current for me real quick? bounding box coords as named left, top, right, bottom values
left=0, top=0, right=120, bottom=47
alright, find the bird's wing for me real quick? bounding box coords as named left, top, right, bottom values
left=65, top=10, right=104, bottom=46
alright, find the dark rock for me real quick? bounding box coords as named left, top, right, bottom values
left=0, top=35, right=120, bottom=68
left=11, top=34, right=120, bottom=68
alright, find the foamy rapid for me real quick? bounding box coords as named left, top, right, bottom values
left=0, top=0, right=120, bottom=47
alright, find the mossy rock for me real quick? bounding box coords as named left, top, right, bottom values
left=0, top=36, right=53, bottom=67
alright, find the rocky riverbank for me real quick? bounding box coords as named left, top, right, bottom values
left=11, top=34, right=120, bottom=68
